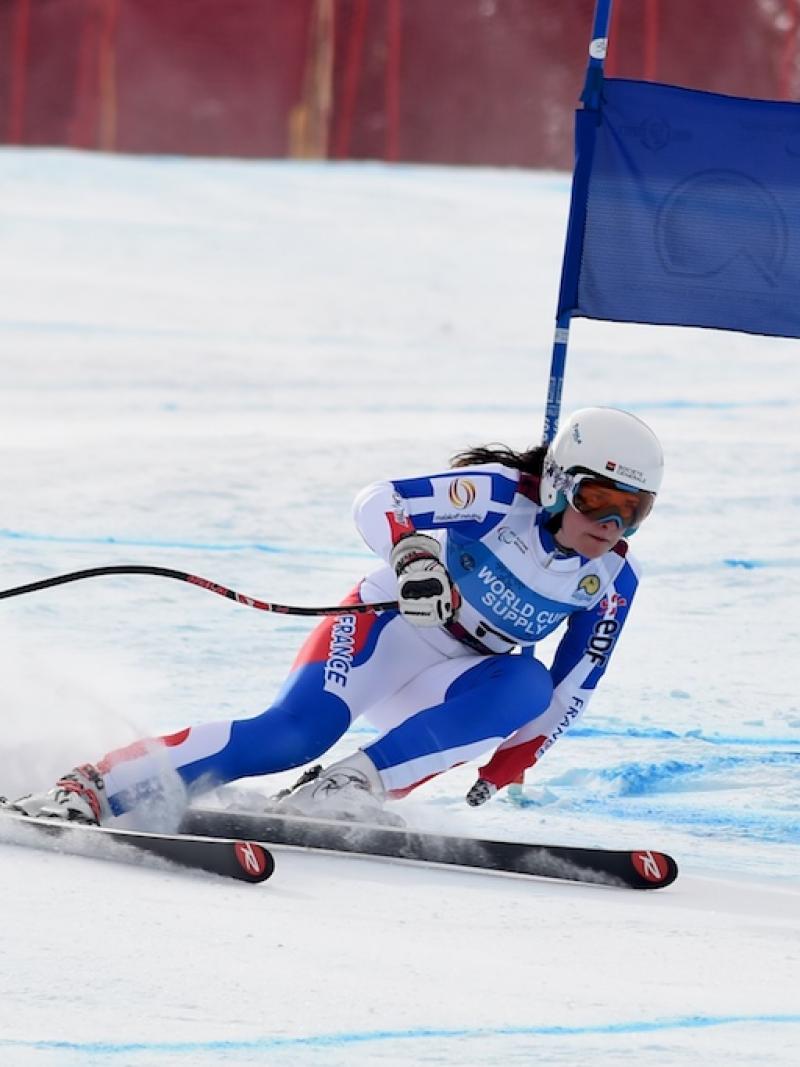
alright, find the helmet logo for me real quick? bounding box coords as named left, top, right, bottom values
left=448, top=477, right=477, bottom=509
left=605, top=460, right=646, bottom=485
left=572, top=424, right=583, bottom=444
left=616, top=464, right=646, bottom=485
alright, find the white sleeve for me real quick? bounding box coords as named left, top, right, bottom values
left=352, top=480, right=410, bottom=562
left=353, top=464, right=521, bottom=562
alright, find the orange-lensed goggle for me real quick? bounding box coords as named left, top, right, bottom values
left=567, top=474, right=655, bottom=533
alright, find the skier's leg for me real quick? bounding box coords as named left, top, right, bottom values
left=363, top=652, right=554, bottom=794
left=281, top=652, right=553, bottom=815
left=98, top=605, right=431, bottom=813
left=11, top=592, right=456, bottom=823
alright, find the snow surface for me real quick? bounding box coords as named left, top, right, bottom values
left=0, top=148, right=798, bottom=1065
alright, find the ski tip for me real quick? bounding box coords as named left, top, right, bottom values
left=233, top=840, right=275, bottom=883
left=629, top=849, right=678, bottom=889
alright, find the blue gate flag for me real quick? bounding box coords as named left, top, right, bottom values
left=558, top=78, right=800, bottom=339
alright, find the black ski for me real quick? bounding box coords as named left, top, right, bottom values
left=0, top=810, right=274, bottom=884
left=180, top=808, right=678, bottom=890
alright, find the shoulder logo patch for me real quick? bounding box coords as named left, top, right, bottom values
left=448, top=478, right=477, bottom=509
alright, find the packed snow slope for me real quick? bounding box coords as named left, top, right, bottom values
left=0, top=149, right=797, bottom=1066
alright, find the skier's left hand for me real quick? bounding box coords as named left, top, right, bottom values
left=465, top=778, right=497, bottom=807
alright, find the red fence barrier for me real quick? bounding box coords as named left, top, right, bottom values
left=1, top=0, right=799, bottom=168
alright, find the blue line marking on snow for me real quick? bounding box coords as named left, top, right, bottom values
left=502, top=773, right=799, bottom=843
left=586, top=752, right=799, bottom=797
left=0, top=529, right=369, bottom=558
left=570, top=724, right=800, bottom=747
left=2, top=530, right=797, bottom=572
left=0, top=319, right=219, bottom=340
left=627, top=398, right=794, bottom=411
left=2, top=1014, right=799, bottom=1056
left=348, top=720, right=800, bottom=748
left=583, top=800, right=798, bottom=845
left=649, top=557, right=799, bottom=575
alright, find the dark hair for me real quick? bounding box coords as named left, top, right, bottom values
left=450, top=443, right=547, bottom=475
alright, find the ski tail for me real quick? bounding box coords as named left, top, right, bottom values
left=180, top=808, right=678, bottom=890
left=0, top=810, right=275, bottom=884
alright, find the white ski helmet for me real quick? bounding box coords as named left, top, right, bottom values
left=540, top=407, right=664, bottom=530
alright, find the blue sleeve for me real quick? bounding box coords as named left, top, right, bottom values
left=479, top=555, right=641, bottom=786
left=549, top=555, right=639, bottom=694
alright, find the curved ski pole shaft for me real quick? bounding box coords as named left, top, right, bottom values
left=0, top=565, right=397, bottom=616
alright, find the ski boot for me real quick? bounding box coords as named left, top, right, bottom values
left=277, top=751, right=405, bottom=827
left=6, top=764, right=110, bottom=825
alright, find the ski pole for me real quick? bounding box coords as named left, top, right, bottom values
left=0, top=565, right=398, bottom=617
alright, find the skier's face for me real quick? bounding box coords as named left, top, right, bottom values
left=556, top=505, right=623, bottom=559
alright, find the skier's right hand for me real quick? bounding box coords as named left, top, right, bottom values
left=391, top=532, right=459, bottom=627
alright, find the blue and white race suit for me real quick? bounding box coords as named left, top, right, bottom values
left=98, top=464, right=639, bottom=813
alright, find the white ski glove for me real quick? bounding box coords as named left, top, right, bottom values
left=390, top=532, right=459, bottom=627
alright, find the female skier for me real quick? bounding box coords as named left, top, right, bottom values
left=9, top=406, right=663, bottom=827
